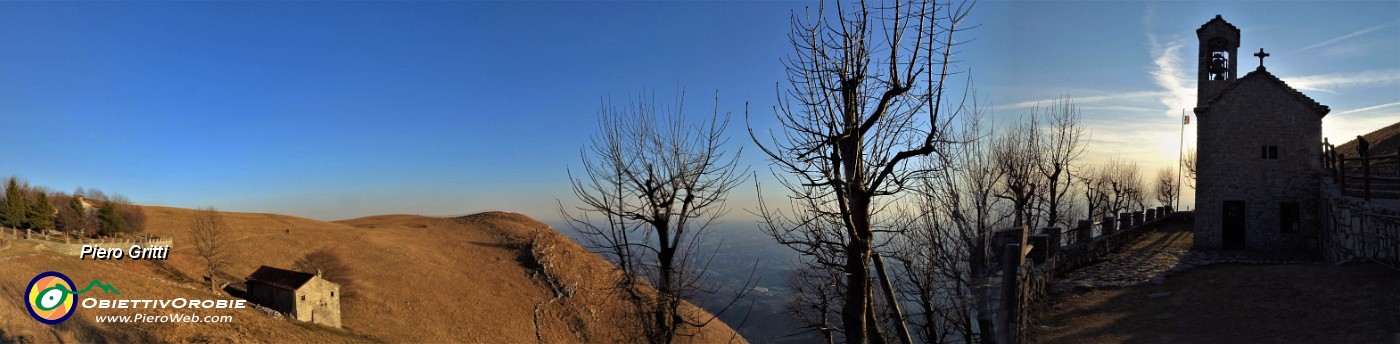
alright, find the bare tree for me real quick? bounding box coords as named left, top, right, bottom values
left=1101, top=158, right=1145, bottom=216
left=787, top=261, right=845, bottom=344
left=892, top=102, right=1002, bottom=344
left=294, top=249, right=355, bottom=298
left=1034, top=97, right=1087, bottom=230
left=1153, top=166, right=1179, bottom=208
left=892, top=201, right=967, bottom=344
left=749, top=0, right=974, bottom=342
left=993, top=117, right=1042, bottom=230
left=1078, top=164, right=1112, bottom=221
left=1182, top=148, right=1197, bottom=190
left=85, top=188, right=107, bottom=202
left=55, top=195, right=85, bottom=236
left=189, top=207, right=229, bottom=293
left=560, top=92, right=746, bottom=344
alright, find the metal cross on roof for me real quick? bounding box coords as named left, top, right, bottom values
left=1254, top=48, right=1270, bottom=68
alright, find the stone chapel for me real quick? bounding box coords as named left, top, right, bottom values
left=1193, top=15, right=1330, bottom=250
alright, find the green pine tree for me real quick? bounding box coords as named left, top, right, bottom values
left=98, top=201, right=125, bottom=236
left=28, top=192, right=55, bottom=232
left=69, top=196, right=87, bottom=235
left=1, top=178, right=29, bottom=229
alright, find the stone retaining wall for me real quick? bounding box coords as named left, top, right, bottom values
left=2, top=227, right=173, bottom=256
left=1321, top=180, right=1400, bottom=269
left=991, top=208, right=1184, bottom=344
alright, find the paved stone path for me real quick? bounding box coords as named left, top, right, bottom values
left=1050, top=221, right=1321, bottom=293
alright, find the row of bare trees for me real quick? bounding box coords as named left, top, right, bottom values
left=560, top=1, right=1187, bottom=343
left=746, top=6, right=1184, bottom=339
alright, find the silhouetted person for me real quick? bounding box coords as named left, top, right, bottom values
left=1357, top=135, right=1369, bottom=156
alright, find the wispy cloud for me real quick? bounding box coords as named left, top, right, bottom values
left=1080, top=105, right=1162, bottom=114
left=1323, top=101, right=1400, bottom=143
left=1290, top=23, right=1394, bottom=54
left=1282, top=69, right=1400, bottom=93
left=1333, top=101, right=1400, bottom=117
left=1148, top=34, right=1195, bottom=118
left=1141, top=6, right=1197, bottom=118
left=994, top=91, right=1161, bottom=111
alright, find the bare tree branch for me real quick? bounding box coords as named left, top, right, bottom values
left=190, top=207, right=229, bottom=294
left=561, top=90, right=748, bottom=344
left=750, top=1, right=976, bottom=342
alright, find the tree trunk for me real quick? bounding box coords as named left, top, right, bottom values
left=844, top=194, right=874, bottom=344
left=844, top=237, right=872, bottom=344
left=656, top=220, right=676, bottom=344
left=865, top=296, right=887, bottom=344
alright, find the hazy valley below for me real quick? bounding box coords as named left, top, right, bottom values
left=552, top=221, right=811, bottom=343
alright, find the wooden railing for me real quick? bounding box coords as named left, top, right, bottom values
left=1323, top=141, right=1400, bottom=201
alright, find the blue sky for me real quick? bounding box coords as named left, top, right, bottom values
left=0, top=1, right=1395, bottom=221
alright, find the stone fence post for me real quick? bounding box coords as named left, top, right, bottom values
left=999, top=243, right=1023, bottom=344
left=1118, top=212, right=1132, bottom=231
left=1146, top=208, right=1157, bottom=222
left=1075, top=220, right=1092, bottom=244
left=1101, top=216, right=1116, bottom=237
left=1040, top=227, right=1062, bottom=252
left=1132, top=211, right=1144, bottom=227
left=1028, top=234, right=1050, bottom=264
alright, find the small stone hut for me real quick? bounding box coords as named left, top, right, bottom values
left=246, top=265, right=342, bottom=328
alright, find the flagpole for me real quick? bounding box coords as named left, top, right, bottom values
left=1177, top=109, right=1186, bottom=211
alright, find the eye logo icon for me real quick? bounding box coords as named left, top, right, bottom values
left=26, top=271, right=78, bottom=324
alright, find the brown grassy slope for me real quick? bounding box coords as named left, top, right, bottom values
left=332, top=211, right=745, bottom=343
left=16, top=207, right=742, bottom=343
left=0, top=240, right=363, bottom=343
left=1334, top=121, right=1400, bottom=156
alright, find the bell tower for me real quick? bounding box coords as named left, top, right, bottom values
left=1196, top=15, right=1240, bottom=106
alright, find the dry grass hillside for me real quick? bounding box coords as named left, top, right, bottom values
left=0, top=207, right=744, bottom=343
left=1334, top=121, right=1400, bottom=156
